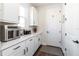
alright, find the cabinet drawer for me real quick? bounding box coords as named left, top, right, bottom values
left=2, top=41, right=25, bottom=56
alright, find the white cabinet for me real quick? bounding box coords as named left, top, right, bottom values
left=34, top=35, right=41, bottom=52
left=0, top=3, right=19, bottom=23
left=30, top=6, right=38, bottom=26
left=25, top=35, right=41, bottom=56
left=1, top=34, right=41, bottom=56
left=37, top=35, right=41, bottom=47
left=34, top=36, right=39, bottom=52
left=2, top=41, right=25, bottom=56
left=25, top=38, right=35, bottom=56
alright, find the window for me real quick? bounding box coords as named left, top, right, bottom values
left=18, top=6, right=25, bottom=28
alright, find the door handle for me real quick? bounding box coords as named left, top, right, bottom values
left=73, top=40, right=79, bottom=44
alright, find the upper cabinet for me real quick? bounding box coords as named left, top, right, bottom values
left=30, top=6, right=38, bottom=26
left=0, top=3, right=3, bottom=21
left=0, top=3, right=19, bottom=23
left=18, top=4, right=30, bottom=29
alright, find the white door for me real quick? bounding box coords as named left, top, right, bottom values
left=44, top=7, right=62, bottom=47
left=62, top=3, right=79, bottom=56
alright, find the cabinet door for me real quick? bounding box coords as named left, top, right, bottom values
left=30, top=6, right=38, bottom=26
left=33, top=7, right=38, bottom=26
left=2, top=41, right=25, bottom=56
left=25, top=38, right=35, bottom=56
left=3, top=3, right=19, bottom=23
left=30, top=7, right=33, bottom=26
left=34, top=36, right=39, bottom=52
left=37, top=35, right=41, bottom=47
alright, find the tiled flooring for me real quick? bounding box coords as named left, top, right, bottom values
left=34, top=45, right=64, bottom=56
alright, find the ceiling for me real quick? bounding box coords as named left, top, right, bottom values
left=31, top=3, right=63, bottom=7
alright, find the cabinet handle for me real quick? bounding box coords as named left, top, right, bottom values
left=30, top=39, right=32, bottom=41
left=26, top=47, right=28, bottom=52
left=38, top=38, right=40, bottom=41
left=13, top=46, right=21, bottom=50
left=24, top=49, right=26, bottom=55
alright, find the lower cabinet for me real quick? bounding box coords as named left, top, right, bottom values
left=2, top=41, right=25, bottom=56
left=34, top=36, right=39, bottom=52
left=25, top=37, right=35, bottom=56
left=1, top=34, right=41, bottom=56
left=25, top=35, right=41, bottom=56
left=37, top=35, right=41, bottom=47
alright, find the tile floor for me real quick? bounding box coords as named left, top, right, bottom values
left=34, top=45, right=64, bottom=56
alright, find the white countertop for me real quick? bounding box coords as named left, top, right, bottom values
left=1, top=32, right=42, bottom=51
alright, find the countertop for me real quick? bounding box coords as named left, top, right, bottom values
left=1, top=32, right=42, bottom=51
